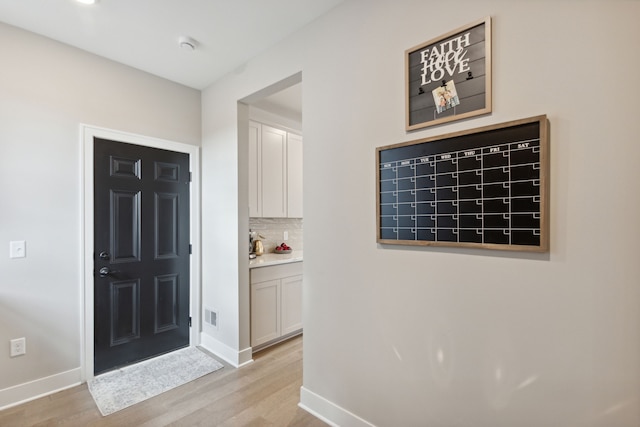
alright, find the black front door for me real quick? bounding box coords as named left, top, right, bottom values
left=93, top=138, right=190, bottom=375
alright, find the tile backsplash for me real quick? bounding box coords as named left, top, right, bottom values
left=249, top=217, right=303, bottom=253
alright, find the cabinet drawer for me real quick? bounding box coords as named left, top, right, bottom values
left=251, top=261, right=303, bottom=283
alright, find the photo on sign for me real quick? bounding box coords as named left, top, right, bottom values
left=405, top=17, right=492, bottom=131
left=433, top=80, right=460, bottom=114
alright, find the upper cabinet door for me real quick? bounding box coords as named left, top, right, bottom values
left=248, top=121, right=262, bottom=217
left=261, top=125, right=288, bottom=218
left=287, top=133, right=303, bottom=218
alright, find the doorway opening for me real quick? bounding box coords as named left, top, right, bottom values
left=238, top=72, right=303, bottom=356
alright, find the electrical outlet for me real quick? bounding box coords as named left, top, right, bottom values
left=284, top=231, right=289, bottom=241
left=9, top=240, right=26, bottom=259
left=10, top=337, right=26, bottom=357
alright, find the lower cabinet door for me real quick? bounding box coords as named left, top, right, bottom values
left=281, top=275, right=303, bottom=335
left=251, top=279, right=280, bottom=347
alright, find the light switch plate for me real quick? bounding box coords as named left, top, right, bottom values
left=10, top=241, right=26, bottom=258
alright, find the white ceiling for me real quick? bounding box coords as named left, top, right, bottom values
left=0, top=0, right=344, bottom=91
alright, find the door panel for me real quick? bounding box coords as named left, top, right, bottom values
left=155, top=192, right=179, bottom=259
left=111, top=279, right=140, bottom=345
left=155, top=274, right=179, bottom=333
left=94, top=138, right=190, bottom=375
left=111, top=190, right=140, bottom=262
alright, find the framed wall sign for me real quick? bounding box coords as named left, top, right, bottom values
left=406, top=17, right=492, bottom=131
left=377, top=115, right=549, bottom=252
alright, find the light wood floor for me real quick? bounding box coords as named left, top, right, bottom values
left=0, top=336, right=327, bottom=427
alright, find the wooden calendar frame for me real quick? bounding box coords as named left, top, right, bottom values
left=377, top=115, right=549, bottom=252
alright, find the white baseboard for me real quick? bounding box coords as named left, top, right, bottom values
left=0, top=368, right=82, bottom=411
left=199, top=333, right=253, bottom=368
left=237, top=347, right=254, bottom=367
left=299, top=386, right=375, bottom=427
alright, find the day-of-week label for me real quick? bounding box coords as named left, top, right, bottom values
left=419, top=157, right=430, bottom=163
left=383, top=163, right=392, bottom=168
left=517, top=142, right=530, bottom=149
left=440, top=154, right=452, bottom=160
left=463, top=150, right=476, bottom=156
left=489, top=147, right=501, bottom=153
left=401, top=160, right=411, bottom=166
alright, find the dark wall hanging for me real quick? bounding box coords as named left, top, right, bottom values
left=406, top=17, right=492, bottom=131
left=377, top=115, right=549, bottom=252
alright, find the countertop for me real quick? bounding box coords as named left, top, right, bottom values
left=249, top=250, right=303, bottom=268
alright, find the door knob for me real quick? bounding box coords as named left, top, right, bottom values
left=99, top=251, right=110, bottom=260
left=99, top=267, right=115, bottom=277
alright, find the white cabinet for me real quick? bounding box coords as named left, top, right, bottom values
left=261, top=125, right=288, bottom=217
left=286, top=132, right=303, bottom=218
left=250, top=279, right=280, bottom=346
left=250, top=262, right=303, bottom=349
left=280, top=274, right=303, bottom=335
left=248, top=121, right=262, bottom=218
left=248, top=121, right=302, bottom=218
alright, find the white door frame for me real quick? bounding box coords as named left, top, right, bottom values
left=80, top=124, right=201, bottom=380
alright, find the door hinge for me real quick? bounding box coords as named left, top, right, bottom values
left=189, top=244, right=192, bottom=254
left=189, top=317, right=192, bottom=327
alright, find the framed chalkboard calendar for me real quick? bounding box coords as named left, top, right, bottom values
left=377, top=115, right=549, bottom=252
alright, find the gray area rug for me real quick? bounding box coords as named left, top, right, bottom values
left=88, top=346, right=224, bottom=416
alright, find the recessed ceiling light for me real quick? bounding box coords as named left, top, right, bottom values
left=76, top=0, right=97, bottom=5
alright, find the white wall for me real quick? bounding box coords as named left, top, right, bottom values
left=202, top=1, right=640, bottom=426
left=200, top=28, right=307, bottom=365
left=0, top=22, right=200, bottom=407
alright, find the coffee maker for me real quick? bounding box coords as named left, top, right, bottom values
left=249, top=230, right=256, bottom=259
